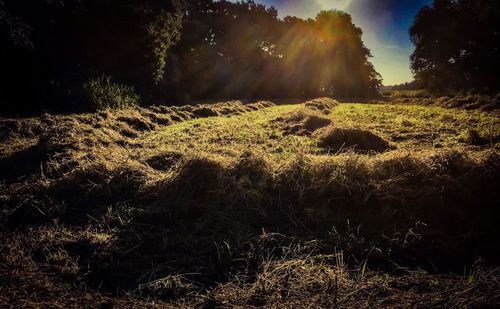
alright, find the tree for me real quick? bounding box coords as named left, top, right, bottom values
left=0, top=0, right=182, bottom=115
left=410, top=0, right=500, bottom=92
left=1, top=0, right=381, bottom=115
left=167, top=3, right=381, bottom=101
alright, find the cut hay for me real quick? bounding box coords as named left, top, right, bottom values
left=1, top=147, right=499, bottom=306
left=0, top=98, right=499, bottom=307
left=0, top=100, right=275, bottom=147
left=390, top=93, right=500, bottom=111
left=304, top=97, right=339, bottom=114
left=274, top=108, right=332, bottom=135
left=143, top=152, right=183, bottom=171
left=318, top=126, right=391, bottom=153
left=203, top=257, right=500, bottom=308
left=272, top=97, right=337, bottom=135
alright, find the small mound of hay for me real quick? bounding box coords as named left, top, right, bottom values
left=192, top=107, right=220, bottom=118
left=275, top=108, right=332, bottom=135
left=303, top=114, right=332, bottom=130
left=457, top=129, right=493, bottom=145
left=116, top=115, right=156, bottom=131
left=318, top=127, right=391, bottom=153
left=251, top=101, right=275, bottom=109
left=304, top=98, right=339, bottom=114
left=391, top=93, right=500, bottom=111
left=170, top=156, right=229, bottom=194
left=143, top=152, right=183, bottom=171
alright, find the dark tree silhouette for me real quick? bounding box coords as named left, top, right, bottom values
left=1, top=0, right=381, bottom=115
left=391, top=80, right=424, bottom=91
left=0, top=0, right=182, bottom=114
left=410, top=0, right=500, bottom=92
left=167, top=2, right=381, bottom=102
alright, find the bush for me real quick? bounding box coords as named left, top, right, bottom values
left=82, top=75, right=139, bottom=110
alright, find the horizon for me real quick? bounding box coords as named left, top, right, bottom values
left=231, top=0, right=433, bottom=85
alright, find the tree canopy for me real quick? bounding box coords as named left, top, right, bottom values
left=0, top=0, right=381, bottom=115
left=410, top=0, right=500, bottom=92
left=0, top=0, right=182, bottom=114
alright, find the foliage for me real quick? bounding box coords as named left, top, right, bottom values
left=170, top=4, right=381, bottom=101
left=0, top=0, right=181, bottom=115
left=82, top=75, right=139, bottom=110
left=390, top=80, right=424, bottom=91
left=147, top=11, right=183, bottom=84
left=0, top=0, right=32, bottom=49
left=410, top=0, right=500, bottom=92
left=0, top=0, right=381, bottom=115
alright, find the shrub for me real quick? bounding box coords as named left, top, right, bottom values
left=82, top=75, right=139, bottom=110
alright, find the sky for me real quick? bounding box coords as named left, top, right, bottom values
left=231, top=0, right=433, bottom=85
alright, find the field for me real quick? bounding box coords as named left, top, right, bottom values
left=1, top=98, right=499, bottom=307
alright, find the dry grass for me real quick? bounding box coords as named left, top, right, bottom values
left=389, top=92, right=500, bottom=111
left=304, top=97, right=339, bottom=113
left=202, top=255, right=500, bottom=308
left=317, top=126, right=391, bottom=153
left=331, top=103, right=500, bottom=150
left=273, top=99, right=335, bottom=135
left=0, top=98, right=499, bottom=307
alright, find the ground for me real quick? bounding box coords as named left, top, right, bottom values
left=1, top=98, right=499, bottom=307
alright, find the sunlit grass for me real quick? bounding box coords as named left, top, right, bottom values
left=145, top=102, right=499, bottom=163
left=389, top=89, right=432, bottom=98
left=331, top=103, right=500, bottom=148
left=1, top=98, right=499, bottom=307
left=144, top=104, right=320, bottom=162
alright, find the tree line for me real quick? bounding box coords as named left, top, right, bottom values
left=410, top=0, right=500, bottom=93
left=0, top=0, right=381, bottom=115
left=390, top=80, right=424, bottom=91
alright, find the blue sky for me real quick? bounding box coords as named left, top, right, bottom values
left=230, top=0, right=433, bottom=85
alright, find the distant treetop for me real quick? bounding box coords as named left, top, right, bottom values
left=410, top=0, right=500, bottom=93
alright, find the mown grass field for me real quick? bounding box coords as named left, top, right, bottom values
left=146, top=102, right=499, bottom=158
left=1, top=98, right=499, bottom=307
